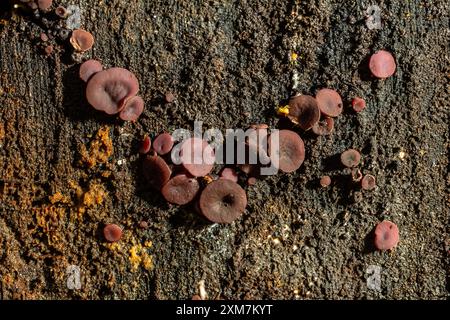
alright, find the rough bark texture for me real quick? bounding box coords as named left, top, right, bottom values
left=0, top=0, right=449, bottom=299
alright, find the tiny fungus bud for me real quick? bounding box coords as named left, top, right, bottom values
left=351, top=97, right=366, bottom=112
left=139, top=135, right=151, bottom=154
left=374, top=220, right=399, bottom=250
left=361, top=174, right=376, bottom=190
left=164, top=92, right=176, bottom=103
left=247, top=177, right=257, bottom=186
left=55, top=5, right=68, bottom=18
left=44, top=45, right=53, bottom=56
left=340, top=149, right=361, bottom=168
left=320, top=175, right=331, bottom=187
left=311, top=117, right=334, bottom=136
left=152, top=133, right=174, bottom=156
left=37, top=0, right=52, bottom=12
left=369, top=50, right=396, bottom=79
left=70, top=29, right=95, bottom=52
left=315, top=89, right=343, bottom=118
left=79, top=59, right=103, bottom=82
left=199, top=179, right=247, bottom=224
left=103, top=224, right=122, bottom=242
left=161, top=174, right=200, bottom=205
left=40, top=32, right=48, bottom=42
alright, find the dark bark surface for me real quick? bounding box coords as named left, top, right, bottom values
left=0, top=0, right=449, bottom=299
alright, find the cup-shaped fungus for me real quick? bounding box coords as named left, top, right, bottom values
left=103, top=224, right=122, bottom=242
left=361, top=174, right=376, bottom=190
left=119, top=96, right=144, bottom=121
left=374, top=220, right=399, bottom=250
left=55, top=5, right=68, bottom=18
left=79, top=59, right=103, bottom=82
left=70, top=29, right=95, bottom=52
left=285, top=95, right=320, bottom=130
left=352, top=97, right=366, bottom=112
left=180, top=137, right=215, bottom=177
left=268, top=129, right=305, bottom=173
left=153, top=133, right=174, bottom=156
left=199, top=179, right=247, bottom=224
left=369, top=50, right=396, bottom=79
left=340, top=149, right=361, bottom=168
left=142, top=154, right=172, bottom=190
left=316, top=89, right=343, bottom=117
left=139, top=135, right=151, bottom=154
left=86, top=67, right=139, bottom=115
left=220, top=167, right=239, bottom=183
left=312, top=117, right=334, bottom=136
left=161, top=174, right=200, bottom=205
left=37, top=0, right=52, bottom=11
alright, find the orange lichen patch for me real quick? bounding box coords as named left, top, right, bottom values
left=48, top=192, right=71, bottom=204
left=129, top=241, right=153, bottom=272
left=69, top=180, right=108, bottom=219
left=32, top=205, right=66, bottom=250
left=0, top=122, right=5, bottom=141
left=79, top=126, right=114, bottom=168
left=82, top=183, right=106, bottom=208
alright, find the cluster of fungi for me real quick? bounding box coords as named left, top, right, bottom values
left=12, top=0, right=400, bottom=252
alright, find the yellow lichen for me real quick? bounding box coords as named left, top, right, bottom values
left=291, top=52, right=298, bottom=61
left=79, top=126, right=113, bottom=168
left=276, top=105, right=290, bottom=116
left=129, top=243, right=153, bottom=271
left=49, top=192, right=70, bottom=204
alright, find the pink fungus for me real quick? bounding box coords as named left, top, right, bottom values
left=220, top=167, right=239, bottom=183
left=37, top=0, right=52, bottom=11
left=352, top=97, right=366, bottom=112
left=153, top=133, right=174, bottom=156
left=316, top=89, right=343, bottom=118
left=139, top=135, right=151, bottom=154
left=180, top=138, right=215, bottom=177
left=374, top=220, right=399, bottom=250
left=119, top=96, right=145, bottom=121
left=79, top=59, right=103, bottom=83
left=161, top=174, right=200, bottom=205
left=369, top=50, right=396, bottom=79
left=86, top=67, right=139, bottom=115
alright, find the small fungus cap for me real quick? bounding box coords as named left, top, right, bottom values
left=180, top=137, right=215, bottom=177
left=70, top=29, right=95, bottom=52
left=287, top=95, right=320, bottom=130
left=340, top=149, right=361, bottom=168
left=86, top=67, right=139, bottom=115
left=199, top=179, right=247, bottom=224
left=119, top=96, right=144, bottom=121
left=312, top=117, right=334, bottom=136
left=316, top=89, right=343, bottom=118
left=103, top=224, right=122, bottom=242
left=161, top=174, right=200, bottom=205
left=142, top=154, right=172, bottom=190
left=153, top=133, right=175, bottom=156
left=369, top=50, right=396, bottom=79
left=37, top=0, right=52, bottom=11
left=374, top=220, right=399, bottom=250
left=79, top=59, right=103, bottom=82
left=268, top=129, right=305, bottom=173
